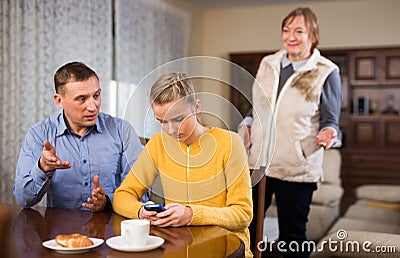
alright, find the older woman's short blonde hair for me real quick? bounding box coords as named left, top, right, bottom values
left=281, top=7, right=320, bottom=53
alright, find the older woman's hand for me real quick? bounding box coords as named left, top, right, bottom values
left=316, top=128, right=337, bottom=150
left=238, top=125, right=252, bottom=150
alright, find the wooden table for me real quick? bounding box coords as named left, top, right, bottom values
left=0, top=203, right=244, bottom=258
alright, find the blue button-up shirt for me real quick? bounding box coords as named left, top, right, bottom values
left=13, top=112, right=145, bottom=210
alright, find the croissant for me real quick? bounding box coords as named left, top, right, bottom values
left=55, top=233, right=94, bottom=248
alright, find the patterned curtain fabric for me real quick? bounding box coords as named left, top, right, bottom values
left=0, top=0, right=190, bottom=204
left=0, top=0, right=112, bottom=203
left=114, top=0, right=190, bottom=138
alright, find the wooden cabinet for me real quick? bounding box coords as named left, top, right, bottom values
left=384, top=117, right=400, bottom=148
left=344, top=115, right=400, bottom=205
left=346, top=115, right=400, bottom=149
left=348, top=115, right=380, bottom=147
left=230, top=46, right=400, bottom=214
left=341, top=48, right=400, bottom=212
left=350, top=49, right=400, bottom=86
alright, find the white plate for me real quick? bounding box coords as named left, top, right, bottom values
left=106, top=235, right=164, bottom=252
left=42, top=237, right=104, bottom=254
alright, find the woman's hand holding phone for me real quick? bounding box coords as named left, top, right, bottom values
left=139, top=203, right=192, bottom=227
left=139, top=202, right=165, bottom=222
left=151, top=203, right=193, bottom=227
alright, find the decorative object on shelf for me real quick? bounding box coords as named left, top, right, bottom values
left=370, top=99, right=379, bottom=114
left=382, top=93, right=399, bottom=115
left=353, top=96, right=370, bottom=114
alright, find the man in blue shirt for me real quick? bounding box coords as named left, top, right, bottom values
left=13, top=61, right=147, bottom=212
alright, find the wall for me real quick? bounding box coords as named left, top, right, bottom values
left=164, top=0, right=204, bottom=56
left=201, top=0, right=400, bottom=57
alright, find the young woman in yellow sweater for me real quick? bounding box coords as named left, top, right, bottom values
left=113, top=72, right=253, bottom=257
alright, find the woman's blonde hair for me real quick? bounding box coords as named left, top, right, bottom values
left=149, top=72, right=196, bottom=106
left=150, top=72, right=206, bottom=125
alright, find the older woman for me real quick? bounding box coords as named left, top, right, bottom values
left=239, top=7, right=341, bottom=258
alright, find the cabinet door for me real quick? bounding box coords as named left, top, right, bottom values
left=350, top=49, right=400, bottom=85
left=349, top=51, right=380, bottom=85
left=348, top=116, right=380, bottom=148
left=384, top=117, right=400, bottom=148
left=385, top=50, right=400, bottom=83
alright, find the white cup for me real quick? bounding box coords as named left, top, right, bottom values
left=121, top=219, right=150, bottom=247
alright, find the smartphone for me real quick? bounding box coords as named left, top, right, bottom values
left=143, top=203, right=166, bottom=213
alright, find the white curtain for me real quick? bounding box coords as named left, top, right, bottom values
left=114, top=0, right=190, bottom=138
left=0, top=0, right=112, bottom=203
left=0, top=0, right=190, bottom=204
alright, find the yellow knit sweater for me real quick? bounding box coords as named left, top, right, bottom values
left=113, top=127, right=253, bottom=257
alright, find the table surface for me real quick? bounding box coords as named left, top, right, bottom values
left=0, top=203, right=244, bottom=258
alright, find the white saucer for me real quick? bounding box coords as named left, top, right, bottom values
left=106, top=235, right=164, bottom=252
left=42, top=237, right=104, bottom=254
